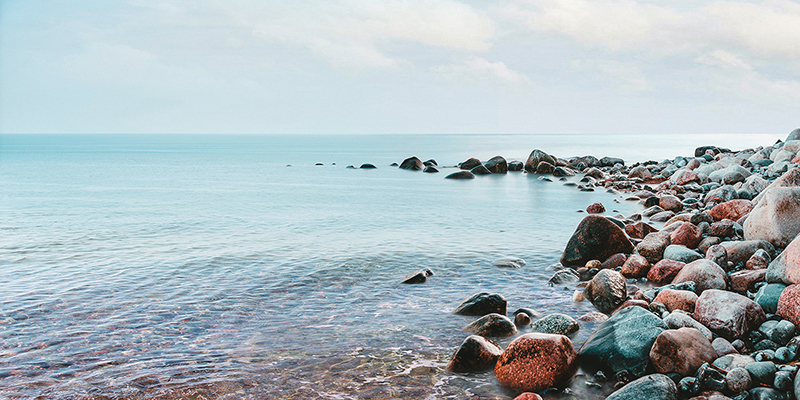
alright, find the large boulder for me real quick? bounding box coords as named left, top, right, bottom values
left=525, top=149, right=556, bottom=173
left=484, top=156, right=508, bottom=174
left=777, top=284, right=800, bottom=327
left=579, top=306, right=667, bottom=379
left=583, top=269, right=627, bottom=314
left=459, top=157, right=482, bottom=170
left=782, top=234, right=800, bottom=284
left=709, top=200, right=754, bottom=222
left=453, top=293, right=507, bottom=316
left=751, top=167, right=800, bottom=204
left=606, top=374, right=678, bottom=400
left=694, top=289, right=766, bottom=340
left=649, top=327, right=718, bottom=376
left=446, top=335, right=503, bottom=372
left=560, top=215, right=634, bottom=268
left=671, top=259, right=728, bottom=293
left=445, top=171, right=475, bottom=179
left=653, top=289, right=698, bottom=313
left=464, top=313, right=517, bottom=337
left=720, top=240, right=776, bottom=265
left=494, top=333, right=578, bottom=392
left=743, top=187, right=800, bottom=248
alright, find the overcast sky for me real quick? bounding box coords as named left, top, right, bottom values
left=1, top=0, right=798, bottom=134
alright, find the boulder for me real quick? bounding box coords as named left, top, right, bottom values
left=399, top=156, right=424, bottom=170
left=579, top=306, right=667, bottom=378
left=663, top=311, right=714, bottom=341
left=653, top=289, right=698, bottom=313
left=720, top=240, right=776, bottom=265
left=766, top=251, right=791, bottom=285
left=743, top=187, right=800, bottom=248
left=751, top=167, right=800, bottom=204
left=560, top=215, right=634, bottom=268
left=647, top=259, right=686, bottom=284
left=663, top=244, right=704, bottom=263
left=536, top=161, right=555, bottom=174
left=672, top=259, right=728, bottom=293
left=776, top=284, right=800, bottom=327
left=459, top=157, right=482, bottom=170
left=625, top=222, right=659, bottom=240
left=445, top=171, right=475, bottom=179
left=729, top=269, right=766, bottom=293
left=446, top=335, right=503, bottom=372
left=782, top=234, right=800, bottom=284
left=470, top=164, right=492, bottom=175
left=494, top=333, right=578, bottom=392
left=637, top=232, right=672, bottom=264
left=465, top=313, right=517, bottom=337
left=484, top=156, right=508, bottom=174
left=524, top=149, right=555, bottom=173
left=508, top=160, right=524, bottom=171
left=650, top=327, right=718, bottom=376
left=583, top=269, right=627, bottom=314
left=605, top=374, right=678, bottom=400
left=670, top=223, right=703, bottom=249
left=530, top=313, right=579, bottom=335
left=709, top=200, right=754, bottom=222
left=693, top=289, right=766, bottom=340
left=453, top=293, right=507, bottom=316
left=660, top=195, right=684, bottom=212
left=672, top=169, right=700, bottom=185
left=621, top=254, right=651, bottom=278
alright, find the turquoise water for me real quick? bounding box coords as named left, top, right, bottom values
left=0, top=133, right=779, bottom=399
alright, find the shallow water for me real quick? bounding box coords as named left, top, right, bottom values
left=0, top=133, right=780, bottom=399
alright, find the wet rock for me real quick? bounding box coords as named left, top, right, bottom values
left=445, top=171, right=475, bottom=179
left=560, top=215, right=634, bottom=268
left=770, top=320, right=795, bottom=346
left=777, top=284, right=800, bottom=327
left=747, top=387, right=786, bottom=400
left=664, top=311, right=714, bottom=341
left=514, top=313, right=531, bottom=327
left=423, top=159, right=437, bottom=166
left=536, top=161, right=555, bottom=174
left=465, top=313, right=517, bottom=337
left=423, top=166, right=439, bottom=173
left=714, top=354, right=756, bottom=371
left=402, top=269, right=433, bottom=284
left=650, top=327, right=718, bottom=376
left=694, top=289, right=767, bottom=340
left=746, top=361, right=777, bottom=385
left=709, top=200, right=753, bottom=222
left=453, top=293, right=507, bottom=316
left=494, top=333, right=578, bottom=392
left=629, top=165, right=653, bottom=179
left=670, top=223, right=703, bottom=249
left=754, top=283, right=787, bottom=314
left=660, top=195, right=684, bottom=212
left=653, top=289, right=698, bottom=313
left=637, top=232, right=672, bottom=264
left=578, top=311, right=609, bottom=322
left=726, top=367, right=752, bottom=395
left=525, top=149, right=556, bottom=173
left=513, top=308, right=543, bottom=320
left=459, top=157, right=482, bottom=170
left=712, top=337, right=738, bottom=357
left=647, top=259, right=686, bottom=284
left=651, top=210, right=677, bottom=222
left=773, top=370, right=792, bottom=392
left=508, top=160, right=524, bottom=171
left=552, top=166, right=575, bottom=177
left=720, top=240, right=776, bottom=265
left=359, top=163, right=377, bottom=169
left=548, top=268, right=580, bottom=284
left=643, top=205, right=665, bottom=217
left=729, top=269, right=766, bottom=293
left=607, top=374, right=678, bottom=400
left=512, top=393, right=543, bottom=400
left=471, top=164, right=492, bottom=175
left=399, top=156, right=424, bottom=170
left=621, top=254, right=651, bottom=278
left=744, top=187, right=800, bottom=248
left=446, top=335, right=503, bottom=372
left=530, top=313, right=579, bottom=335
left=583, top=269, right=627, bottom=314
left=664, top=245, right=704, bottom=264
left=578, top=306, right=667, bottom=379
left=625, top=221, right=659, bottom=240
left=673, top=169, right=700, bottom=185
left=586, top=202, right=605, bottom=214
left=492, top=256, right=526, bottom=268
left=484, top=156, right=508, bottom=174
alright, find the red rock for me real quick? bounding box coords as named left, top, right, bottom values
left=670, top=222, right=703, bottom=249
left=776, top=284, right=800, bottom=327
left=653, top=289, right=698, bottom=313
left=745, top=252, right=769, bottom=270
left=647, top=259, right=685, bottom=284
left=601, top=253, right=628, bottom=270
left=672, top=259, right=728, bottom=293
left=694, top=289, right=766, bottom=340
left=447, top=335, right=504, bottom=372
left=688, top=159, right=701, bottom=170
left=719, top=240, right=775, bottom=265
left=650, top=327, right=718, bottom=376
left=711, top=337, right=738, bottom=357
left=494, top=333, right=578, bottom=392
left=560, top=215, right=634, bottom=268
left=513, top=393, right=543, bottom=400
left=586, top=202, right=605, bottom=214
left=729, top=269, right=766, bottom=293
left=660, top=195, right=683, bottom=212
left=625, top=221, right=659, bottom=239
left=709, top=200, right=754, bottom=222
left=710, top=219, right=736, bottom=238
left=783, top=234, right=800, bottom=284
left=621, top=254, right=651, bottom=278
left=673, top=169, right=700, bottom=185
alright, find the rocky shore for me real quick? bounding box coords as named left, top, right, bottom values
left=414, top=128, right=800, bottom=400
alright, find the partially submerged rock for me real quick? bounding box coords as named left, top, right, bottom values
left=494, top=333, right=578, bottom=392
left=446, top=335, right=503, bottom=372
left=560, top=215, right=633, bottom=268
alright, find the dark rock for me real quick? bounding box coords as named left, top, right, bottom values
left=453, top=292, right=507, bottom=316
left=560, top=215, right=634, bottom=268
left=515, top=313, right=531, bottom=327
left=470, top=164, right=491, bottom=175
left=513, top=307, right=543, bottom=320
left=402, top=269, right=432, bottom=284
left=360, top=163, right=376, bottom=169
left=445, top=171, right=475, bottom=179
left=525, top=149, right=556, bottom=173
left=583, top=269, right=627, bottom=314
left=578, top=306, right=667, bottom=378
left=695, top=146, right=730, bottom=157
left=745, top=361, right=777, bottom=385
left=494, top=333, right=578, bottom=392
left=725, top=367, right=751, bottom=394
left=773, top=370, right=792, bottom=392
left=553, top=166, right=575, bottom=177
left=626, top=221, right=659, bottom=240
left=601, top=156, right=625, bottom=167
left=536, top=161, right=555, bottom=174
left=423, top=159, right=437, bottom=166
left=399, top=156, right=424, bottom=170
left=695, top=363, right=727, bottom=392
left=747, top=387, right=787, bottom=400
left=484, top=156, right=507, bottom=174
left=465, top=313, right=517, bottom=337
left=446, top=335, right=503, bottom=372
left=459, top=157, right=482, bottom=170
left=548, top=268, right=580, bottom=284
left=587, top=202, right=605, bottom=214
left=602, top=253, right=629, bottom=270
left=508, top=160, right=524, bottom=171
left=423, top=166, right=439, bottom=173
left=605, top=374, right=678, bottom=400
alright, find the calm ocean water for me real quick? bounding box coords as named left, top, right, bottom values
left=0, top=133, right=780, bottom=399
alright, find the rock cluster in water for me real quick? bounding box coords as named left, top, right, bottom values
left=442, top=128, right=800, bottom=400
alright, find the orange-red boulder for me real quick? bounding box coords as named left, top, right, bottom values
left=776, top=284, right=800, bottom=327
left=494, top=333, right=578, bottom=392
left=670, top=222, right=703, bottom=249
left=729, top=269, right=766, bottom=293
left=647, top=259, right=685, bottom=284
left=621, top=254, right=651, bottom=278
left=709, top=200, right=754, bottom=222
left=653, top=289, right=698, bottom=313
left=560, top=215, right=634, bottom=268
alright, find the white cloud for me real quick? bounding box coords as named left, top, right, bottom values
left=571, top=59, right=650, bottom=91
left=431, top=57, right=532, bottom=88
left=697, top=49, right=753, bottom=71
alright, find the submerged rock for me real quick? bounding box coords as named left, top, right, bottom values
left=530, top=313, right=579, bottom=335
left=606, top=374, right=678, bottom=400
left=446, top=335, right=503, bottom=372
left=445, top=171, right=475, bottom=180
left=399, top=156, right=424, bottom=170
left=492, top=256, right=526, bottom=268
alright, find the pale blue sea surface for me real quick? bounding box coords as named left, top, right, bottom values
left=0, top=133, right=779, bottom=399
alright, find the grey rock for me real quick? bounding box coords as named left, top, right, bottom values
left=464, top=313, right=517, bottom=337
left=746, top=361, right=777, bottom=385
left=530, top=313, right=579, bottom=335
left=663, top=311, right=714, bottom=341
left=663, top=244, right=703, bottom=263
left=492, top=256, right=526, bottom=268
left=583, top=269, right=627, bottom=314
left=605, top=374, right=677, bottom=400
left=445, top=171, right=475, bottom=179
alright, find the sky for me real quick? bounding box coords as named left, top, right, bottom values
left=1, top=0, right=799, bottom=135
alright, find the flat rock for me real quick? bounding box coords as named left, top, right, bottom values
left=605, top=373, right=678, bottom=400
left=579, top=306, right=667, bottom=379
left=453, top=293, right=507, bottom=316
left=744, top=187, right=800, bottom=248
left=560, top=215, right=634, bottom=268
left=494, top=333, right=577, bottom=392
left=650, top=327, right=718, bottom=376
left=583, top=269, right=627, bottom=314
left=446, top=335, right=503, bottom=372
left=694, top=289, right=766, bottom=340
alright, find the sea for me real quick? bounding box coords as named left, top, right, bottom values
left=0, top=133, right=782, bottom=399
